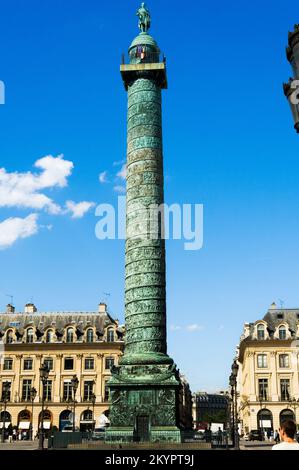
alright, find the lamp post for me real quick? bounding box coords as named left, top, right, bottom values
left=1, top=381, right=11, bottom=443
left=71, top=375, right=79, bottom=432
left=38, top=364, right=49, bottom=450
left=230, top=360, right=240, bottom=450
left=283, top=24, right=299, bottom=132
left=229, top=373, right=235, bottom=448
left=91, top=393, right=96, bottom=433
left=29, top=387, right=37, bottom=440
left=288, top=397, right=299, bottom=422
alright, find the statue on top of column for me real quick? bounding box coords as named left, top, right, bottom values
left=137, top=2, right=151, bottom=33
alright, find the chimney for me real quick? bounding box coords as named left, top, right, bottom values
left=6, top=304, right=15, bottom=314
left=98, top=303, right=107, bottom=314
left=269, top=302, right=277, bottom=310
left=24, top=303, right=37, bottom=314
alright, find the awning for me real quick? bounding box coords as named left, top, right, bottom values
left=0, top=422, right=11, bottom=429
left=19, top=421, right=30, bottom=430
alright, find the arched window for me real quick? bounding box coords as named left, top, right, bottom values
left=81, top=410, right=93, bottom=421
left=66, top=328, right=74, bottom=343
left=86, top=329, right=94, bottom=343
left=257, top=409, right=273, bottom=432
left=279, top=326, right=287, bottom=340
left=46, top=330, right=54, bottom=343
left=26, top=328, right=34, bottom=343
left=107, top=329, right=114, bottom=343
left=257, top=324, right=265, bottom=340
left=6, top=330, right=14, bottom=344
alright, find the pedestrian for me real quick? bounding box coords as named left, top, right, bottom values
left=267, top=429, right=271, bottom=441
left=272, top=420, right=299, bottom=450
left=12, top=429, right=16, bottom=442
left=217, top=427, right=223, bottom=445
left=264, top=430, right=267, bottom=441
left=274, top=429, right=280, bottom=443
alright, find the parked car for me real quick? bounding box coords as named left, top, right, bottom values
left=91, top=427, right=105, bottom=441
left=248, top=429, right=264, bottom=441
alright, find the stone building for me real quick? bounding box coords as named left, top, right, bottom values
left=0, top=302, right=124, bottom=436
left=237, top=302, right=299, bottom=434
left=193, top=392, right=229, bottom=430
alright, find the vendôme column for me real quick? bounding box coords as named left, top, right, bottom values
left=106, top=4, right=183, bottom=443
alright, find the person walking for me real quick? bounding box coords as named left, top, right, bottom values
left=274, top=429, right=280, bottom=443
left=272, top=420, right=299, bottom=450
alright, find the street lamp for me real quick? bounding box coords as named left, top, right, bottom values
left=91, top=393, right=96, bottom=432
left=230, top=360, right=240, bottom=450
left=38, top=364, right=49, bottom=450
left=283, top=24, right=299, bottom=132
left=29, top=387, right=37, bottom=440
left=229, top=373, right=235, bottom=448
left=1, top=381, right=11, bottom=443
left=71, top=375, right=79, bottom=432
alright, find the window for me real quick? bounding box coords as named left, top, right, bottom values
left=43, top=358, right=53, bottom=371
left=258, top=378, right=268, bottom=401
left=22, top=379, right=32, bottom=401
left=26, top=328, right=34, bottom=343
left=64, top=358, right=74, bottom=370
left=277, top=313, right=284, bottom=320
left=23, top=358, right=33, bottom=370
left=46, top=330, right=54, bottom=343
left=1, top=382, right=11, bottom=401
left=279, top=354, right=289, bottom=368
left=107, top=329, right=114, bottom=343
left=82, top=409, right=92, bottom=421
left=84, top=358, right=94, bottom=370
left=257, top=324, right=265, bottom=340
left=86, top=329, right=94, bottom=343
left=3, top=358, right=13, bottom=370
left=280, top=379, right=290, bottom=401
left=6, top=330, right=13, bottom=344
left=279, top=326, right=287, bottom=340
left=104, top=382, right=110, bottom=401
left=257, top=354, right=267, bottom=368
left=63, top=381, right=72, bottom=401
left=105, top=357, right=115, bottom=370
left=66, top=328, right=74, bottom=343
left=83, top=381, right=94, bottom=401
left=43, top=380, right=52, bottom=401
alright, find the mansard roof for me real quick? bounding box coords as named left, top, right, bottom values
left=0, top=310, right=124, bottom=337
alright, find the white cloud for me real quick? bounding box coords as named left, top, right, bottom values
left=186, top=324, right=204, bottom=332
left=113, top=185, right=126, bottom=194
left=0, top=214, right=38, bottom=249
left=116, top=164, right=127, bottom=180
left=170, top=325, right=181, bottom=331
left=113, top=159, right=125, bottom=167
left=99, top=171, right=108, bottom=184
left=0, top=154, right=73, bottom=214
left=65, top=200, right=95, bottom=219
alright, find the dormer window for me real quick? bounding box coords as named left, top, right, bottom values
left=107, top=329, right=114, bottom=343
left=26, top=328, right=34, bottom=343
left=279, top=326, right=287, bottom=340
left=257, top=324, right=265, bottom=340
left=46, top=330, right=54, bottom=343
left=277, top=313, right=284, bottom=320
left=6, top=330, right=14, bottom=344
left=86, top=329, right=94, bottom=343
left=66, top=328, right=74, bottom=343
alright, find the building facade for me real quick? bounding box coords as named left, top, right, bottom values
left=237, top=303, right=299, bottom=434
left=0, top=302, right=124, bottom=436
left=193, top=392, right=229, bottom=430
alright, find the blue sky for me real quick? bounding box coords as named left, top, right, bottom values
left=0, top=0, right=299, bottom=392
